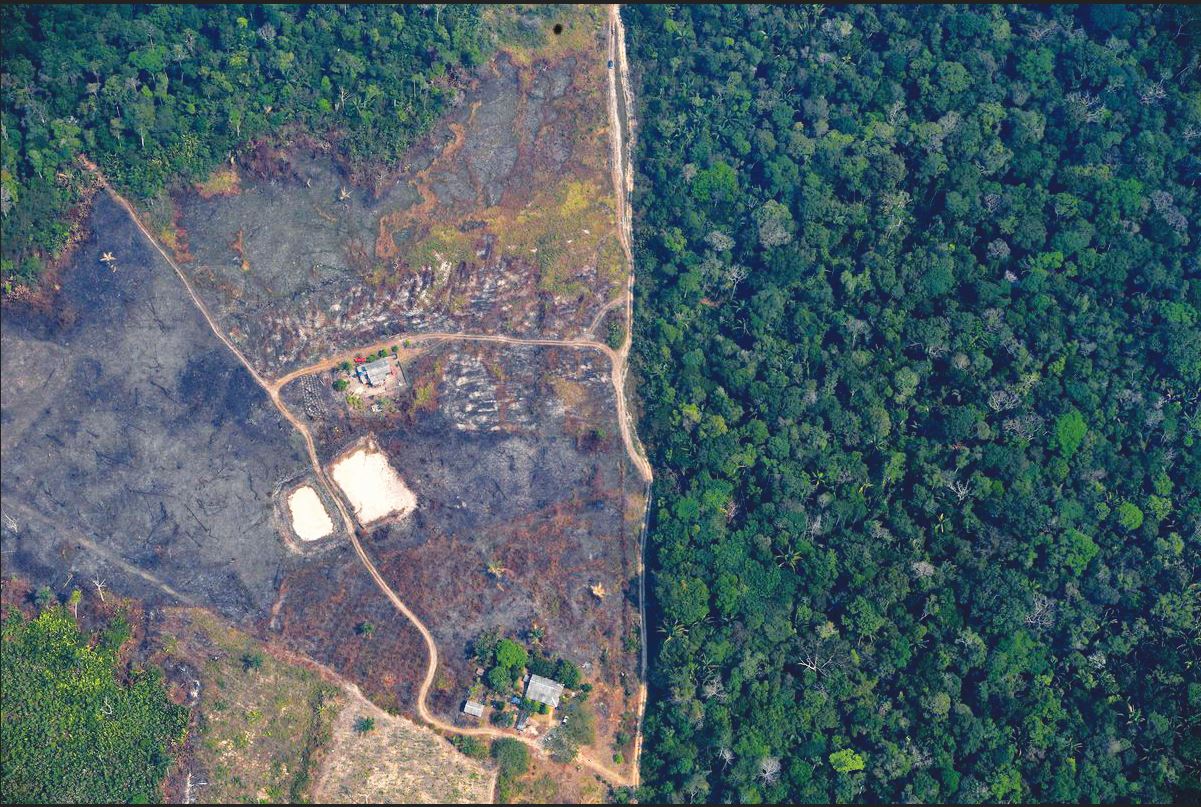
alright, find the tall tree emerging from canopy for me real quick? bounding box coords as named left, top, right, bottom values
left=626, top=4, right=1200, bottom=803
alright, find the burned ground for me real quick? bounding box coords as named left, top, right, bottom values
left=3, top=4, right=642, bottom=796
left=279, top=340, right=643, bottom=735
left=0, top=195, right=311, bottom=621
left=167, top=6, right=618, bottom=377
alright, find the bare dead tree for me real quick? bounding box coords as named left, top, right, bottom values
left=92, top=577, right=107, bottom=603
left=1139, top=79, right=1167, bottom=106
left=1024, top=593, right=1055, bottom=630
left=759, top=757, right=782, bottom=785
left=701, top=676, right=727, bottom=702
left=946, top=479, right=973, bottom=503
left=988, top=389, right=1021, bottom=412
left=1025, top=20, right=1059, bottom=42
left=1066, top=91, right=1106, bottom=124
left=845, top=316, right=870, bottom=348
left=797, top=636, right=844, bottom=677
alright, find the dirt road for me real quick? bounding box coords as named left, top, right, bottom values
left=74, top=4, right=649, bottom=793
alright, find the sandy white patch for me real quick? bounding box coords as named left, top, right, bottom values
left=329, top=447, right=416, bottom=525
left=287, top=485, right=335, bottom=541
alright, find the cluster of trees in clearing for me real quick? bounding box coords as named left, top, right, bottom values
left=625, top=4, right=1199, bottom=803
left=1, top=599, right=188, bottom=803
left=1, top=4, right=492, bottom=286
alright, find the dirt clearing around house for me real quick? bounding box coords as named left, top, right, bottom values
left=314, top=684, right=495, bottom=804
left=288, top=485, right=335, bottom=541
left=330, top=443, right=417, bottom=525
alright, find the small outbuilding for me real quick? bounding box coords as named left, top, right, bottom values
left=524, top=674, right=565, bottom=709
left=462, top=700, right=485, bottom=718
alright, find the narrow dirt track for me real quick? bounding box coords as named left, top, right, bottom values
left=74, top=3, right=649, bottom=793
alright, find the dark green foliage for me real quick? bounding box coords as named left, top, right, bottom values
left=627, top=4, right=1200, bottom=803
left=486, top=665, right=514, bottom=692
left=451, top=734, right=488, bottom=760
left=1, top=4, right=491, bottom=284
left=495, top=638, right=527, bottom=670
left=353, top=716, right=375, bottom=734
left=1, top=605, right=188, bottom=804
left=333, top=378, right=350, bottom=393
left=491, top=737, right=529, bottom=801
left=607, top=319, right=627, bottom=350
left=555, top=658, right=582, bottom=689
left=525, top=652, right=583, bottom=689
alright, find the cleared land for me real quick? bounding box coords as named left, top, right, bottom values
left=165, top=6, right=621, bottom=377
left=329, top=445, right=417, bottom=525
left=0, top=195, right=309, bottom=621
left=148, top=607, right=492, bottom=804
left=314, top=685, right=495, bottom=804
left=288, top=485, right=335, bottom=541
left=2, top=3, right=646, bottom=797
left=155, top=609, right=340, bottom=803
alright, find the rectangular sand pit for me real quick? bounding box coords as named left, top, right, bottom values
left=329, top=446, right=417, bottom=525
left=288, top=485, right=335, bottom=541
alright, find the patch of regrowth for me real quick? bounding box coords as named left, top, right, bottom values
left=0, top=603, right=187, bottom=804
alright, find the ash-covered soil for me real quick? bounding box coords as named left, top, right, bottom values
left=0, top=195, right=311, bottom=620
left=280, top=342, right=642, bottom=721
left=172, top=33, right=617, bottom=377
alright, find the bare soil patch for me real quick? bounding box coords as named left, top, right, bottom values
left=314, top=685, right=495, bottom=804
left=288, top=485, right=335, bottom=541
left=330, top=441, right=417, bottom=525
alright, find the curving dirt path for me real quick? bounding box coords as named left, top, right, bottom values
left=73, top=4, right=649, bottom=793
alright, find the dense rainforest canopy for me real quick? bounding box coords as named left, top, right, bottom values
left=626, top=4, right=1200, bottom=803
left=0, top=4, right=491, bottom=286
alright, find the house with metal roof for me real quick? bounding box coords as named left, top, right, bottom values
left=357, top=357, right=392, bottom=386
left=524, top=674, right=565, bottom=709
left=462, top=700, right=485, bottom=718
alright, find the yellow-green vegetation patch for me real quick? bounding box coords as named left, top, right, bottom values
left=0, top=603, right=188, bottom=804
left=488, top=178, right=617, bottom=298
left=194, top=167, right=241, bottom=199
left=314, top=687, right=494, bottom=804
left=402, top=224, right=478, bottom=281
left=166, top=611, right=341, bottom=804
left=488, top=4, right=605, bottom=67
left=595, top=233, right=626, bottom=291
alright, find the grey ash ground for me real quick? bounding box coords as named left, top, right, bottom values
left=1, top=195, right=310, bottom=619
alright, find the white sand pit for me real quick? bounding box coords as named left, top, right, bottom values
left=329, top=447, right=416, bottom=525
left=288, top=485, right=335, bottom=541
